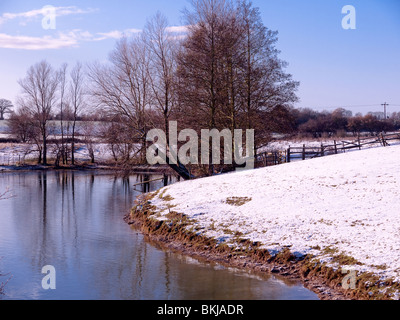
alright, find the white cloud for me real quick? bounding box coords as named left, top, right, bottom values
left=165, top=25, right=189, bottom=34
left=0, top=6, right=98, bottom=24
left=0, top=32, right=78, bottom=50
left=0, top=4, right=188, bottom=50
left=0, top=28, right=144, bottom=50
left=94, top=29, right=142, bottom=41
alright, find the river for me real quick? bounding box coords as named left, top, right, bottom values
left=0, top=171, right=318, bottom=300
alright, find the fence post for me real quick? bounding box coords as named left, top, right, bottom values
left=381, top=133, right=387, bottom=147
left=334, top=140, right=338, bottom=154
left=302, top=144, right=306, bottom=160
left=321, top=143, right=324, bottom=157
left=287, top=147, right=291, bottom=163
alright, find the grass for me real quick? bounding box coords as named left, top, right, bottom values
left=225, top=196, right=252, bottom=207
left=158, top=188, right=175, bottom=202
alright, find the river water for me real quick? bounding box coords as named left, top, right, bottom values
left=0, top=171, right=318, bottom=300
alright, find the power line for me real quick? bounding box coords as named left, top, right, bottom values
left=382, top=102, right=389, bottom=119
left=302, top=104, right=383, bottom=110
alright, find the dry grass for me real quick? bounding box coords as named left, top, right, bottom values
left=225, top=196, right=252, bottom=207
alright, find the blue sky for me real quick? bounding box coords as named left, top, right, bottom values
left=0, top=0, right=399, bottom=114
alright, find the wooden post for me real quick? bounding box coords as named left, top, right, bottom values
left=287, top=147, right=291, bottom=163
left=302, top=144, right=306, bottom=160
left=381, top=133, right=387, bottom=147
left=334, top=140, right=338, bottom=154
left=321, top=143, right=324, bottom=157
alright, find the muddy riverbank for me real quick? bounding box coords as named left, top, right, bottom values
left=124, top=194, right=358, bottom=300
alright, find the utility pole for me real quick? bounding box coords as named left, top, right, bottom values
left=382, top=102, right=389, bottom=119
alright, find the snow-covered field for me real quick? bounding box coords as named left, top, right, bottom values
left=150, top=145, right=400, bottom=285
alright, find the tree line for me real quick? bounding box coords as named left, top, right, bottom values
left=5, top=0, right=299, bottom=170
left=291, top=107, right=400, bottom=138
left=3, top=0, right=398, bottom=170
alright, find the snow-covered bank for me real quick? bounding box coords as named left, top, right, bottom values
left=147, top=145, right=400, bottom=296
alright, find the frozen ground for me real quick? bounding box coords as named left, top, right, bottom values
left=150, top=145, right=400, bottom=284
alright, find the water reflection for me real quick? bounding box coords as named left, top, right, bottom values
left=0, top=171, right=318, bottom=300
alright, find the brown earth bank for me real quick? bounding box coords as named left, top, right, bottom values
left=124, top=194, right=400, bottom=301
left=125, top=193, right=400, bottom=300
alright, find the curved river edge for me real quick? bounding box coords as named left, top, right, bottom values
left=124, top=192, right=400, bottom=301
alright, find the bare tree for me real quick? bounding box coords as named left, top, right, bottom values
left=237, top=0, right=299, bottom=151
left=144, top=12, right=179, bottom=146
left=69, top=62, right=86, bottom=165
left=81, top=121, right=96, bottom=164
left=58, top=63, right=68, bottom=165
left=9, top=103, right=46, bottom=163
left=178, top=0, right=235, bottom=130
left=99, top=118, right=139, bottom=164
left=18, top=61, right=59, bottom=165
left=8, top=108, right=36, bottom=143
left=0, top=99, right=13, bottom=120
left=88, top=35, right=152, bottom=163
left=177, top=0, right=299, bottom=160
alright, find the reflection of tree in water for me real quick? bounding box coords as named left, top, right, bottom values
left=0, top=188, right=14, bottom=296
left=1, top=172, right=315, bottom=300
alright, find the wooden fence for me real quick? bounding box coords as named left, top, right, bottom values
left=255, top=131, right=400, bottom=168
left=255, top=151, right=286, bottom=168
left=0, top=154, right=24, bottom=166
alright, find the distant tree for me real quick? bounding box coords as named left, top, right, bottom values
left=292, top=108, right=319, bottom=127
left=17, top=60, right=59, bottom=165
left=347, top=116, right=364, bottom=136
left=390, top=112, right=400, bottom=130
left=99, top=118, right=139, bottom=164
left=8, top=107, right=44, bottom=163
left=0, top=99, right=13, bottom=120
left=81, top=121, right=97, bottom=164
left=362, top=114, right=381, bottom=135
left=299, top=118, right=325, bottom=138
left=329, top=108, right=349, bottom=134
left=69, top=62, right=86, bottom=165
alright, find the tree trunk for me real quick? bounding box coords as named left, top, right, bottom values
left=71, top=121, right=76, bottom=165
left=42, top=129, right=47, bottom=165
